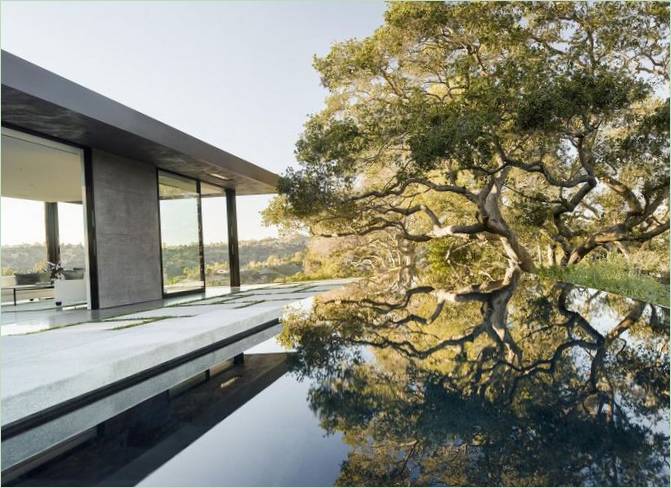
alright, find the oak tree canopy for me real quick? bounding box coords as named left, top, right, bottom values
left=265, top=2, right=669, bottom=275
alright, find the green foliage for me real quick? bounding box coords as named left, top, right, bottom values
left=407, top=103, right=498, bottom=171
left=538, top=254, right=669, bottom=307
left=1, top=237, right=317, bottom=286
left=295, top=118, right=364, bottom=172
left=269, top=0, right=669, bottom=278
left=426, top=237, right=508, bottom=285
left=1, top=266, right=15, bottom=276
left=261, top=195, right=306, bottom=235
left=515, top=71, right=648, bottom=133
left=1, top=243, right=84, bottom=274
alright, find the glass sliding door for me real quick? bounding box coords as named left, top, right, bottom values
left=158, top=171, right=204, bottom=295
left=58, top=202, right=86, bottom=273
left=201, top=183, right=228, bottom=288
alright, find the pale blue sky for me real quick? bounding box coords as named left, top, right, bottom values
left=1, top=0, right=386, bottom=243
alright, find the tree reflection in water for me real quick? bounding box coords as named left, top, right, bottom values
left=280, top=272, right=669, bottom=486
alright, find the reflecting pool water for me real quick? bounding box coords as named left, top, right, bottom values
left=11, top=274, right=670, bottom=486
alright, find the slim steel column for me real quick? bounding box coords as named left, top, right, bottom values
left=44, top=202, right=60, bottom=266
left=225, top=189, right=241, bottom=287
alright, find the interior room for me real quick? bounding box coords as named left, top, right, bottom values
left=1, top=127, right=90, bottom=313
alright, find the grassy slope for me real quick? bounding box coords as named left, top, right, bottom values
left=537, top=260, right=669, bottom=307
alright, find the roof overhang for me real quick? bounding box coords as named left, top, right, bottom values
left=1, top=51, right=278, bottom=195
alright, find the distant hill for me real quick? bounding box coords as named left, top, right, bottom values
left=162, top=235, right=309, bottom=285
left=1, top=243, right=85, bottom=274
left=2, top=235, right=310, bottom=285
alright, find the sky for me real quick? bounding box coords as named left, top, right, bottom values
left=1, top=0, right=386, bottom=244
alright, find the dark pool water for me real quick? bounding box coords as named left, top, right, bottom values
left=12, top=276, right=670, bottom=486
left=138, top=361, right=350, bottom=486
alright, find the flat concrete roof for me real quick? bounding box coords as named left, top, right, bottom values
left=1, top=51, right=278, bottom=195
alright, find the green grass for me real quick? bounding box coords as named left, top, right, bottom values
left=537, top=259, right=669, bottom=307
left=21, top=315, right=185, bottom=335
left=105, top=316, right=183, bottom=330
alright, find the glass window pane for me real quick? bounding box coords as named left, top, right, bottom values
left=58, top=202, right=86, bottom=271
left=159, top=172, right=203, bottom=294
left=1, top=197, right=48, bottom=274
left=201, top=184, right=229, bottom=288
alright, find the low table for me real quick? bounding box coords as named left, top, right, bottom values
left=1, top=283, right=54, bottom=306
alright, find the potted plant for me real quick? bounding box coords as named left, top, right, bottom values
left=47, top=261, right=64, bottom=282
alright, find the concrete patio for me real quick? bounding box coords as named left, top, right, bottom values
left=0, top=282, right=317, bottom=334
left=1, top=279, right=348, bottom=478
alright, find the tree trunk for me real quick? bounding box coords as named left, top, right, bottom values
left=546, top=244, right=557, bottom=266
left=500, top=235, right=536, bottom=272
left=567, top=243, right=596, bottom=265
left=482, top=172, right=536, bottom=273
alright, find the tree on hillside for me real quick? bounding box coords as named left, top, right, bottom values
left=265, top=2, right=669, bottom=277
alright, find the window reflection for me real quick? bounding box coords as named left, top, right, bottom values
left=158, top=171, right=203, bottom=294
left=201, top=183, right=229, bottom=288
left=1, top=128, right=89, bottom=308
left=57, top=202, right=86, bottom=272
left=1, top=197, right=48, bottom=274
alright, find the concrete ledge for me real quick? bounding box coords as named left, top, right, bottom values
left=1, top=304, right=284, bottom=427
left=2, top=323, right=281, bottom=472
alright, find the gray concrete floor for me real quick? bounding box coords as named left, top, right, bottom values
left=0, top=281, right=341, bottom=335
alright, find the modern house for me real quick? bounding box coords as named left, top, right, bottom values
left=0, top=51, right=350, bottom=483
left=1, top=50, right=278, bottom=310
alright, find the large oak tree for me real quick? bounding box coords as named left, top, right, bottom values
left=266, top=1, right=669, bottom=275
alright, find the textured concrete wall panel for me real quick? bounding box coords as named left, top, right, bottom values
left=91, top=150, right=162, bottom=308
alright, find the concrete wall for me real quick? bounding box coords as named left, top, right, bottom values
left=91, top=150, right=162, bottom=308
